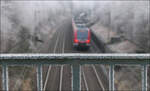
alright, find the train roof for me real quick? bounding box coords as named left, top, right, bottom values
left=76, top=24, right=86, bottom=28
left=77, top=27, right=88, bottom=31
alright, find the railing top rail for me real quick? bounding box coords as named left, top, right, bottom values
left=0, top=54, right=150, bottom=60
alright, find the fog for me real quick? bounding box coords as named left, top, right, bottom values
left=0, top=1, right=149, bottom=53
left=89, top=1, right=149, bottom=52
left=1, top=1, right=72, bottom=53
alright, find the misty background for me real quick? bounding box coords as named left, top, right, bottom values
left=0, top=1, right=149, bottom=53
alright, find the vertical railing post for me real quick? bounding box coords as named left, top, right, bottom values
left=109, top=64, right=114, bottom=90
left=37, top=64, right=43, bottom=91
left=72, top=63, right=80, bottom=91
left=2, top=64, right=9, bottom=91
left=141, top=64, right=147, bottom=91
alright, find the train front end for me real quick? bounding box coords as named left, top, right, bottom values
left=73, top=28, right=91, bottom=50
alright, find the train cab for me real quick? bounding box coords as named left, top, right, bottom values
left=73, top=26, right=91, bottom=50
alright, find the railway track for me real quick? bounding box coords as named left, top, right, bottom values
left=42, top=20, right=109, bottom=90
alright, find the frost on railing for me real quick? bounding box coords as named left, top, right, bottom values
left=0, top=54, right=149, bottom=91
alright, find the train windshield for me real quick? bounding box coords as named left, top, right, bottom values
left=76, top=24, right=86, bottom=28
left=77, top=28, right=88, bottom=40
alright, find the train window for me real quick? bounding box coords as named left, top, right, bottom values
left=77, top=29, right=88, bottom=40
left=76, top=24, right=86, bottom=28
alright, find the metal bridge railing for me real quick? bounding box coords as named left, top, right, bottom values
left=0, top=54, right=150, bottom=91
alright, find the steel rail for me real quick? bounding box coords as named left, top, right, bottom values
left=43, top=66, right=51, bottom=90
left=92, top=65, right=105, bottom=90
left=86, top=39, right=106, bottom=91
left=59, top=31, right=66, bottom=91
left=82, top=68, right=89, bottom=91
left=53, top=31, right=61, bottom=53
left=43, top=31, right=61, bottom=91
left=59, top=65, right=64, bottom=91
left=62, top=32, right=66, bottom=53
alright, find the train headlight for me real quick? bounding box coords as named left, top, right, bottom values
left=86, top=40, right=90, bottom=43
left=74, top=39, right=79, bottom=43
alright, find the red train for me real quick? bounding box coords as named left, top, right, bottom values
left=72, top=19, right=91, bottom=50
